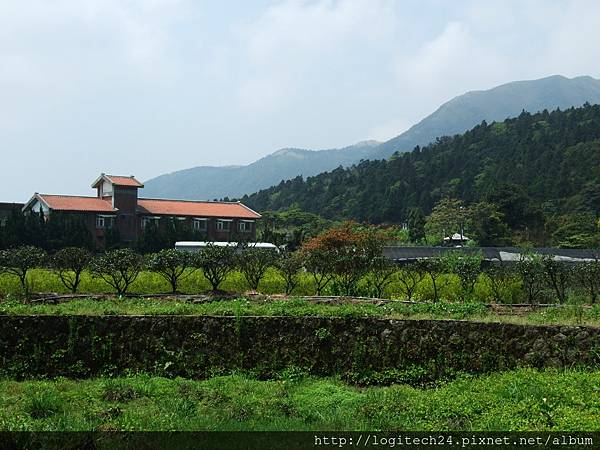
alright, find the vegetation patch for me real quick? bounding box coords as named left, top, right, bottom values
left=2, top=297, right=600, bottom=328
left=0, top=369, right=599, bottom=431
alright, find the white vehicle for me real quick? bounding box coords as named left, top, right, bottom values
left=175, top=241, right=280, bottom=253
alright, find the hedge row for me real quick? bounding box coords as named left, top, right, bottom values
left=1, top=245, right=600, bottom=304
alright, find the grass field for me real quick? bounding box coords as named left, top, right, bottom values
left=0, top=369, right=598, bottom=431
left=1, top=297, right=600, bottom=327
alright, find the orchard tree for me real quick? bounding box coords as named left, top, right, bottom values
left=515, top=252, right=545, bottom=304
left=540, top=255, right=572, bottom=304
left=300, top=244, right=335, bottom=295
left=362, top=226, right=397, bottom=298
left=238, top=246, right=278, bottom=291
left=300, top=222, right=371, bottom=296
left=368, top=255, right=397, bottom=299
left=194, top=244, right=237, bottom=291
left=89, top=248, right=144, bottom=295
left=485, top=263, right=515, bottom=304
left=396, top=263, right=425, bottom=301
left=146, top=249, right=196, bottom=293
left=576, top=258, right=600, bottom=304
left=51, top=247, right=92, bottom=293
left=275, top=251, right=303, bottom=295
left=442, top=251, right=483, bottom=300
left=416, top=257, right=444, bottom=302
left=0, top=246, right=47, bottom=295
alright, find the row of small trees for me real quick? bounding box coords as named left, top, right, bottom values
left=2, top=222, right=600, bottom=303
left=389, top=252, right=600, bottom=305
left=0, top=222, right=395, bottom=297
left=0, top=245, right=280, bottom=295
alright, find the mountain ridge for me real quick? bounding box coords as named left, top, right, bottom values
left=143, top=75, right=600, bottom=200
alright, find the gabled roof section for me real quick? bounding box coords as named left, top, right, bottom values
left=28, top=194, right=117, bottom=213
left=137, top=198, right=261, bottom=219
left=91, top=173, right=144, bottom=188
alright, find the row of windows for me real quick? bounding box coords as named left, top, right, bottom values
left=96, top=215, right=253, bottom=232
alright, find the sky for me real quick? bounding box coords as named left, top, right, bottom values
left=1, top=0, right=600, bottom=200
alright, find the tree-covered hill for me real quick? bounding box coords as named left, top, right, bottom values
left=243, top=104, right=600, bottom=245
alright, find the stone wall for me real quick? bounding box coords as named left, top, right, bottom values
left=1, top=315, right=599, bottom=380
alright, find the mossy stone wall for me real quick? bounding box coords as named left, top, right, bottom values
left=1, top=315, right=599, bottom=379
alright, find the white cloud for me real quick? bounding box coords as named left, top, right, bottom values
left=367, top=0, right=600, bottom=145
left=234, top=0, right=397, bottom=114
left=0, top=0, right=190, bottom=88
left=394, top=21, right=510, bottom=113
left=368, top=117, right=412, bottom=142
left=2, top=0, right=600, bottom=201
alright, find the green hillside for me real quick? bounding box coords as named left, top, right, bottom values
left=243, top=104, right=600, bottom=246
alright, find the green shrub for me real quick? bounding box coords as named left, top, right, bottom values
left=0, top=245, right=47, bottom=295
left=88, top=249, right=144, bottom=295
left=24, top=388, right=62, bottom=419
left=274, top=252, right=303, bottom=295
left=237, top=246, right=278, bottom=291
left=51, top=247, right=92, bottom=293
left=194, top=244, right=237, bottom=291
left=145, top=249, right=196, bottom=293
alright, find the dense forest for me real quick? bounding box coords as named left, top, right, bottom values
left=243, top=104, right=600, bottom=247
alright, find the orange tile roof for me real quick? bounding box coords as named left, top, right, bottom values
left=39, top=195, right=116, bottom=213
left=105, top=175, right=144, bottom=187
left=137, top=198, right=261, bottom=219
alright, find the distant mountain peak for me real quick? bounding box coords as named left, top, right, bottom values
left=143, top=74, right=600, bottom=200
left=372, top=74, right=600, bottom=158
left=270, top=148, right=308, bottom=157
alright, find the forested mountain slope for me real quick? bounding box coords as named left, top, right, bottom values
left=243, top=104, right=600, bottom=226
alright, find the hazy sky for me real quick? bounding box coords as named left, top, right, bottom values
left=2, top=0, right=600, bottom=200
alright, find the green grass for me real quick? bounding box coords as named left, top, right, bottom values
left=1, top=297, right=600, bottom=327
left=0, top=369, right=598, bottom=431
left=0, top=267, right=553, bottom=304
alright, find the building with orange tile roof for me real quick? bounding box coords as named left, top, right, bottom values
left=23, top=173, right=261, bottom=248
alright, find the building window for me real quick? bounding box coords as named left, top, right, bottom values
left=96, top=215, right=116, bottom=229
left=238, top=220, right=253, bottom=233
left=193, top=218, right=207, bottom=231
left=141, top=216, right=161, bottom=229
left=216, top=219, right=232, bottom=231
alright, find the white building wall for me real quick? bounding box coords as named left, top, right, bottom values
left=29, top=199, right=50, bottom=215
left=101, top=180, right=113, bottom=196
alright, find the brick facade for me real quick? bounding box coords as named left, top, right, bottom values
left=22, top=174, right=261, bottom=248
